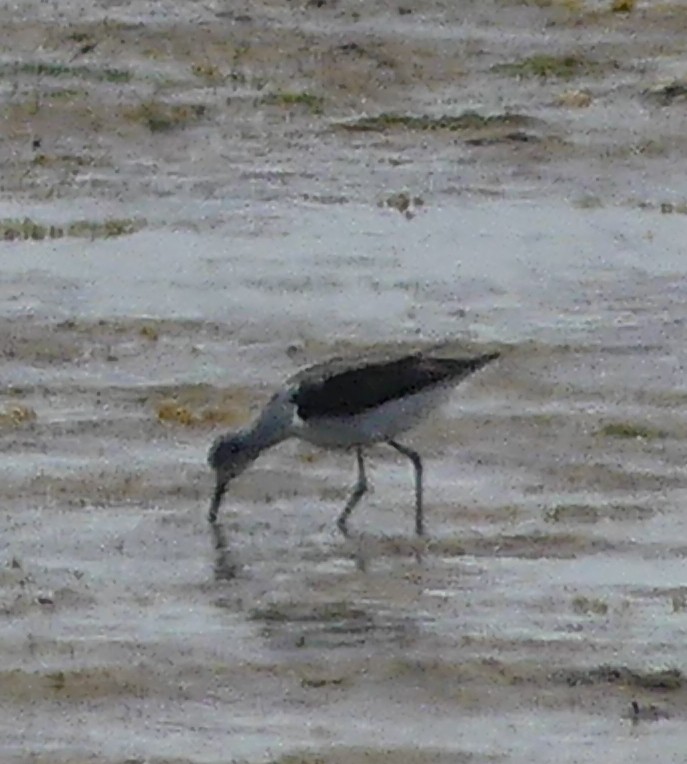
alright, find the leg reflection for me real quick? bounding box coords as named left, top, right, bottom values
left=210, top=522, right=238, bottom=582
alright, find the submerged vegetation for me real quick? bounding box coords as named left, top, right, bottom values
left=611, top=0, right=636, bottom=12
left=492, top=54, right=609, bottom=79
left=123, top=101, right=207, bottom=132
left=154, top=385, right=253, bottom=429
left=260, top=90, right=325, bottom=114
left=571, top=595, right=609, bottom=615
left=0, top=404, right=37, bottom=429
left=156, top=400, right=247, bottom=428
left=597, top=422, right=667, bottom=439
left=0, top=218, right=145, bottom=241
left=0, top=61, right=131, bottom=83
left=554, top=665, right=682, bottom=690
left=382, top=191, right=425, bottom=214
left=337, top=111, right=536, bottom=132
left=190, top=61, right=224, bottom=83
left=250, top=601, right=368, bottom=623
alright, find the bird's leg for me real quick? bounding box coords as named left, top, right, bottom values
left=337, top=447, right=367, bottom=537
left=388, top=440, right=424, bottom=536
left=208, top=478, right=227, bottom=524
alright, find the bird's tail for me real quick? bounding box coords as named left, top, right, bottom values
left=466, top=351, right=500, bottom=373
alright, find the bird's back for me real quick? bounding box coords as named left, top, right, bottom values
left=291, top=351, right=499, bottom=420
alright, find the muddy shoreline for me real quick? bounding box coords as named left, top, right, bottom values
left=2, top=1, right=687, bottom=762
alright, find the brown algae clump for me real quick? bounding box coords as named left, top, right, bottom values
left=0, top=405, right=37, bottom=428
left=156, top=398, right=248, bottom=428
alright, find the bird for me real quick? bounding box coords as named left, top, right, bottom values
left=207, top=348, right=499, bottom=537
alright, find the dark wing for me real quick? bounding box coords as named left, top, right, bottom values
left=292, top=352, right=498, bottom=420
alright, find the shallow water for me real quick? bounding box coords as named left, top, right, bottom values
left=3, top=198, right=687, bottom=763
left=3, top=1, right=687, bottom=762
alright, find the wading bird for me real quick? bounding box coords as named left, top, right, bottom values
left=207, top=349, right=499, bottom=537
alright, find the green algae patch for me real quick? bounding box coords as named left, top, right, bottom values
left=250, top=601, right=367, bottom=623
left=124, top=101, right=207, bottom=132
left=597, top=422, right=667, bottom=439
left=0, top=61, right=131, bottom=83
left=0, top=217, right=145, bottom=241
left=492, top=54, right=610, bottom=79
left=572, top=596, right=609, bottom=615
left=554, top=665, right=682, bottom=690
left=261, top=90, right=325, bottom=114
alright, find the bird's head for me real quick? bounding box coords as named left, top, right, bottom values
left=207, top=431, right=257, bottom=483
left=206, top=394, right=293, bottom=523
left=207, top=431, right=260, bottom=523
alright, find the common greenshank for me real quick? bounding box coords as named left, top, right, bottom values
left=207, top=349, right=499, bottom=536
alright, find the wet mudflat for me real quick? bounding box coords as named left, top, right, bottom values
left=2, top=1, right=687, bottom=762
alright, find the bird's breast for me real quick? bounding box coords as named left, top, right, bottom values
left=291, top=386, right=450, bottom=448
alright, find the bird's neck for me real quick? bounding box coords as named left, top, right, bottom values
left=242, top=393, right=294, bottom=454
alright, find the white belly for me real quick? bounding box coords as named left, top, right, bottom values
left=293, top=386, right=450, bottom=448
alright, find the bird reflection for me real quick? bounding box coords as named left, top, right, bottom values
left=209, top=522, right=238, bottom=582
